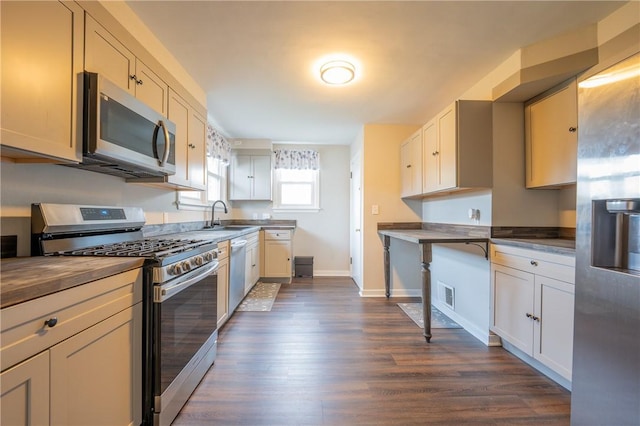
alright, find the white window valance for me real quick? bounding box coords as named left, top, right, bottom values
left=207, top=124, right=231, bottom=164
left=273, top=149, right=319, bottom=170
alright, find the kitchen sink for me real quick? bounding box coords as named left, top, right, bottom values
left=204, top=226, right=252, bottom=231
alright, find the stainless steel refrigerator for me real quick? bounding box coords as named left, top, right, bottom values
left=572, top=52, right=640, bottom=424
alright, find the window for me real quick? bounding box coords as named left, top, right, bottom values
left=207, top=157, right=228, bottom=203
left=273, top=168, right=319, bottom=211
left=177, top=157, right=227, bottom=209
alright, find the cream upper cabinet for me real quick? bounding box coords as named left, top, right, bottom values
left=400, top=129, right=423, bottom=198
left=0, top=0, right=84, bottom=163
left=85, top=14, right=168, bottom=116
left=168, top=89, right=207, bottom=190
left=422, top=100, right=493, bottom=195
left=525, top=78, right=578, bottom=188
left=490, top=244, right=575, bottom=381
left=230, top=154, right=272, bottom=200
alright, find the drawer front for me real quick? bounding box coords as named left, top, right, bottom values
left=217, top=240, right=230, bottom=260
left=245, top=232, right=259, bottom=246
left=491, top=244, right=575, bottom=284
left=264, top=229, right=291, bottom=240
left=1, top=268, right=142, bottom=372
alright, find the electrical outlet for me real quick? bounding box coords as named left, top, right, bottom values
left=372, top=205, right=379, bottom=215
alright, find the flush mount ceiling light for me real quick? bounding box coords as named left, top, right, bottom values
left=320, top=60, right=355, bottom=85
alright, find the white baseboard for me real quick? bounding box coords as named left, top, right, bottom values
left=311, top=270, right=351, bottom=277
left=359, top=288, right=387, bottom=297
left=501, top=340, right=572, bottom=391
left=433, top=300, right=496, bottom=347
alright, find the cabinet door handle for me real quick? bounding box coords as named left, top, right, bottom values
left=568, top=127, right=577, bottom=132
left=530, top=260, right=538, bottom=266
left=44, top=317, right=58, bottom=328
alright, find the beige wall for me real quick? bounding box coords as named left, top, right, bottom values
left=360, top=124, right=421, bottom=296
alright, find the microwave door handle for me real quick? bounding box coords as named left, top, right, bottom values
left=155, top=120, right=171, bottom=167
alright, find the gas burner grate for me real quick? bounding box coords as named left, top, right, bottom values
left=65, top=238, right=210, bottom=258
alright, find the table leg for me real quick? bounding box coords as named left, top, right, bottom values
left=420, top=243, right=433, bottom=342
left=383, top=235, right=390, bottom=298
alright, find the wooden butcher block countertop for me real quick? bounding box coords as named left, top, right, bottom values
left=0, top=256, right=145, bottom=309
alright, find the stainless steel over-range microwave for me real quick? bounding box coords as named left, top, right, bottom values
left=68, top=72, right=176, bottom=179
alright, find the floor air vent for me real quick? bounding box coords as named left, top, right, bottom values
left=438, top=282, right=455, bottom=310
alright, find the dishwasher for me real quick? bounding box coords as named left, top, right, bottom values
left=229, top=236, right=247, bottom=312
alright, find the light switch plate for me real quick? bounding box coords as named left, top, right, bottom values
left=372, top=205, right=379, bottom=215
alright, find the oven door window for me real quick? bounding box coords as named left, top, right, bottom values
left=154, top=271, right=217, bottom=395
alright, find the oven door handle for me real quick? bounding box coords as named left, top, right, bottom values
left=155, top=261, right=218, bottom=303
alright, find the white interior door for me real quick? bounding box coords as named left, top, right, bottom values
left=350, top=152, right=363, bottom=289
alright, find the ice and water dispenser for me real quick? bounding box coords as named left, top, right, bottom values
left=592, top=199, right=640, bottom=273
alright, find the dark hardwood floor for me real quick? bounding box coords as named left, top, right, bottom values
left=173, top=277, right=570, bottom=425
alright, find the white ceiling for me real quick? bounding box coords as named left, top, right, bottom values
left=126, top=1, right=625, bottom=145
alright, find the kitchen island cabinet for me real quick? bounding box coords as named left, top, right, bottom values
left=1, top=265, right=143, bottom=426
left=0, top=0, right=84, bottom=163
left=525, top=78, right=578, bottom=188
left=490, top=244, right=575, bottom=382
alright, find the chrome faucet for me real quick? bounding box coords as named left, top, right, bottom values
left=210, top=200, right=228, bottom=228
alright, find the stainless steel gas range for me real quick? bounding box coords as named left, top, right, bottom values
left=31, top=203, right=218, bottom=426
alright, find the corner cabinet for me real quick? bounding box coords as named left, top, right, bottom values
left=525, top=78, right=578, bottom=188
left=0, top=0, right=84, bottom=163
left=167, top=89, right=207, bottom=190
left=400, top=129, right=423, bottom=198
left=85, top=14, right=168, bottom=116
left=263, top=229, right=292, bottom=279
left=230, top=154, right=272, bottom=200
left=422, top=100, right=493, bottom=194
left=1, top=268, right=143, bottom=426
left=490, top=244, right=575, bottom=381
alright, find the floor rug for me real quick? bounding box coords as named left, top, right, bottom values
left=397, top=303, right=462, bottom=329
left=236, top=282, right=281, bottom=312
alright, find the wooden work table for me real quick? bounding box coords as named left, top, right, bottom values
left=378, top=223, right=490, bottom=343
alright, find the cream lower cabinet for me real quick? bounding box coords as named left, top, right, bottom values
left=525, top=78, right=577, bottom=188
left=245, top=232, right=261, bottom=294
left=263, top=229, right=292, bottom=278
left=490, top=244, right=575, bottom=381
left=217, top=240, right=230, bottom=328
left=0, top=0, right=84, bottom=163
left=0, top=268, right=143, bottom=426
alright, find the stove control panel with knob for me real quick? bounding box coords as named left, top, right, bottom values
left=154, top=247, right=218, bottom=283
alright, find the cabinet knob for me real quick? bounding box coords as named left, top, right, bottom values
left=44, top=317, right=58, bottom=328
left=525, top=312, right=533, bottom=319
left=568, top=127, right=577, bottom=132
left=188, top=143, right=196, bottom=149
left=129, top=74, right=137, bottom=81
left=432, top=151, right=439, bottom=156
left=406, top=164, right=412, bottom=168
left=136, top=79, right=144, bottom=85
left=532, top=315, right=540, bottom=322
left=530, top=260, right=538, bottom=266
